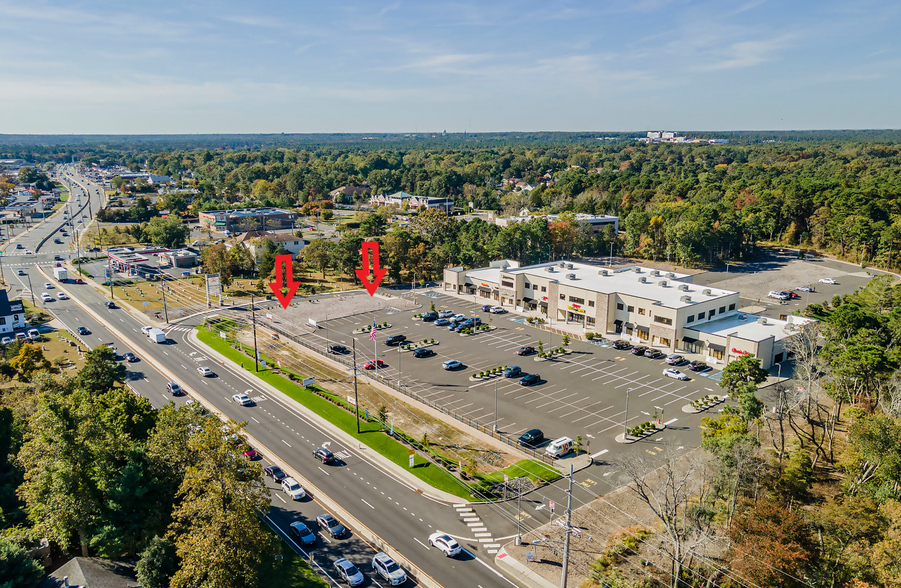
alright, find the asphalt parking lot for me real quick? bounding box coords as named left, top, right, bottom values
left=305, top=293, right=720, bottom=450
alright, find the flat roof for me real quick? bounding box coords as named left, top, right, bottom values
left=506, top=261, right=737, bottom=310
left=688, top=313, right=816, bottom=343
left=201, top=208, right=294, bottom=217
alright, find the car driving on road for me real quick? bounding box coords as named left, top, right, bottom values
left=166, top=382, right=182, bottom=396
left=77, top=326, right=89, bottom=335
left=264, top=465, right=287, bottom=482
left=333, top=558, right=365, bottom=586
left=317, top=513, right=346, bottom=538
left=289, top=522, right=317, bottom=546
left=372, top=553, right=406, bottom=585
left=232, top=393, right=252, bottom=406
left=197, top=366, right=214, bottom=377
left=281, top=477, right=306, bottom=500
left=313, top=447, right=335, bottom=464
left=819, top=277, right=837, bottom=284
left=428, top=533, right=462, bottom=557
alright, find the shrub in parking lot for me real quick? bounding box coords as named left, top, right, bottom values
left=585, top=332, right=595, bottom=340
left=479, top=371, right=484, bottom=377
left=474, top=372, right=479, bottom=378
left=562, top=334, right=570, bottom=347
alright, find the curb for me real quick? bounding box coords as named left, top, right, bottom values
left=495, top=547, right=558, bottom=588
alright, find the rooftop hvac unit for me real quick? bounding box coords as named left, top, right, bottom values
left=757, top=317, right=768, bottom=325
left=599, top=269, right=609, bottom=276
left=566, top=273, right=576, bottom=280
left=545, top=267, right=554, bottom=272
left=738, top=314, right=747, bottom=321
left=667, top=273, right=676, bottom=278
left=651, top=270, right=660, bottom=276
left=638, top=276, right=647, bottom=283
left=559, top=262, right=566, bottom=267
left=566, top=263, right=573, bottom=270
left=678, top=284, right=689, bottom=292
left=633, top=267, right=642, bottom=273
left=659, top=280, right=668, bottom=287
left=703, top=289, right=712, bottom=295
left=680, top=295, right=692, bottom=303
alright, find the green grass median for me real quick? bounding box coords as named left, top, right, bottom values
left=197, top=327, right=474, bottom=500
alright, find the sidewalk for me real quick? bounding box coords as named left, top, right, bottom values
left=496, top=547, right=558, bottom=588
left=189, top=328, right=468, bottom=504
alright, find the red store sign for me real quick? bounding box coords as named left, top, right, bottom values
left=731, top=348, right=749, bottom=355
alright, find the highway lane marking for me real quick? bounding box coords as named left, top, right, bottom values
left=274, top=493, right=286, bottom=504
left=414, top=538, right=430, bottom=550
left=251, top=417, right=260, bottom=423
left=361, top=499, right=375, bottom=509
left=281, top=439, right=292, bottom=448
left=318, top=467, right=330, bottom=476
left=318, top=533, right=332, bottom=543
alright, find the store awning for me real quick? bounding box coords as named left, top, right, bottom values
left=521, top=297, right=533, bottom=303
left=708, top=343, right=726, bottom=352
left=624, top=322, right=635, bottom=329
left=636, top=325, right=649, bottom=333
left=540, top=301, right=548, bottom=308
left=613, top=319, right=623, bottom=325
left=491, top=288, right=499, bottom=293
left=682, top=336, right=698, bottom=344
left=478, top=286, right=491, bottom=293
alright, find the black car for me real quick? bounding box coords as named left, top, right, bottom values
left=264, top=465, right=287, bottom=482
left=645, top=349, right=666, bottom=359
left=289, top=522, right=317, bottom=546
left=385, top=335, right=407, bottom=346
left=631, top=346, right=649, bottom=356
left=688, top=361, right=710, bottom=372
left=421, top=312, right=439, bottom=322
left=328, top=344, right=348, bottom=354
left=518, top=428, right=545, bottom=447
left=613, top=340, right=632, bottom=350
left=520, top=374, right=540, bottom=386
left=105, top=301, right=116, bottom=309
left=412, top=347, right=434, bottom=358
left=317, top=513, right=346, bottom=538
left=313, top=447, right=335, bottom=464
left=481, top=304, right=493, bottom=312
left=77, top=326, right=89, bottom=335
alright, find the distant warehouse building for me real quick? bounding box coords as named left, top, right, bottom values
left=444, top=259, right=812, bottom=368
left=199, top=208, right=297, bottom=234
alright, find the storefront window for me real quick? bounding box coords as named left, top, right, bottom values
left=660, top=337, right=670, bottom=347
left=710, top=348, right=724, bottom=360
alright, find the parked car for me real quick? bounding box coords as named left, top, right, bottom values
left=317, top=513, right=346, bottom=538
left=520, top=373, right=540, bottom=386
left=613, top=340, right=632, bottom=350
left=385, top=334, right=407, bottom=346
left=333, top=558, right=365, bottom=586
left=819, top=278, right=837, bottom=284
left=434, top=318, right=450, bottom=326
left=428, top=533, right=462, bottom=557
left=645, top=349, right=665, bottom=359
left=489, top=306, right=507, bottom=314
left=665, top=354, right=685, bottom=365
left=166, top=382, right=182, bottom=396
left=421, top=312, right=439, bottom=322
left=282, top=477, right=306, bottom=500
left=516, top=345, right=535, bottom=356
left=0, top=337, right=11, bottom=345
left=796, top=285, right=813, bottom=292
left=663, top=368, right=689, bottom=380
left=289, top=522, right=317, bottom=546
left=630, top=345, right=648, bottom=356
left=545, top=436, right=574, bottom=457
left=363, top=359, right=386, bottom=370
left=232, top=393, right=253, bottom=406
left=313, top=447, right=335, bottom=464
left=503, top=365, right=522, bottom=378
left=412, top=347, right=434, bottom=358
left=371, top=553, right=406, bottom=586
left=328, top=344, right=348, bottom=354
left=517, top=428, right=545, bottom=447
left=438, top=310, right=455, bottom=318
left=688, top=361, right=711, bottom=372
left=264, top=465, right=287, bottom=482
left=442, top=359, right=462, bottom=370
left=481, top=304, right=493, bottom=312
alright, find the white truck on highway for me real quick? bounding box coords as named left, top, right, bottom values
left=53, top=267, right=68, bottom=282
left=147, top=328, right=167, bottom=344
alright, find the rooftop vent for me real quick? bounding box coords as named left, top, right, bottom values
left=559, top=262, right=566, bottom=267
left=545, top=267, right=554, bottom=272
left=757, top=317, right=768, bottom=325
left=667, top=273, right=676, bottom=279
left=659, top=280, right=668, bottom=287
left=633, top=267, right=642, bottom=273
left=703, top=289, right=712, bottom=296
left=650, top=270, right=660, bottom=277
left=678, top=284, right=689, bottom=292
left=599, top=269, right=609, bottom=276
left=680, top=295, right=692, bottom=303
left=738, top=314, right=747, bottom=321
left=566, top=263, right=573, bottom=270
left=638, top=276, right=647, bottom=283
left=566, top=273, right=576, bottom=280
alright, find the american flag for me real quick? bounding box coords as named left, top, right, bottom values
left=370, top=321, right=377, bottom=342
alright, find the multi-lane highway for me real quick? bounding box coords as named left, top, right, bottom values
left=3, top=170, right=540, bottom=588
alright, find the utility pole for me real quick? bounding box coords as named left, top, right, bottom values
left=251, top=293, right=259, bottom=372
left=25, top=272, right=35, bottom=306
left=560, top=464, right=574, bottom=588
left=516, top=486, right=523, bottom=544
left=158, top=259, right=169, bottom=323
left=494, top=377, right=498, bottom=432
left=353, top=338, right=360, bottom=433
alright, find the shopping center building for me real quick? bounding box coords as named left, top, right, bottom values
left=443, top=260, right=813, bottom=368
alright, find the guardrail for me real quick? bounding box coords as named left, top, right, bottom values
left=258, top=319, right=557, bottom=466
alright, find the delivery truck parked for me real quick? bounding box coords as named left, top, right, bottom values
left=148, top=328, right=167, bottom=344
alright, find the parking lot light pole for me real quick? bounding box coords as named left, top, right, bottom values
left=624, top=388, right=633, bottom=437
left=655, top=405, right=664, bottom=426
left=494, top=377, right=498, bottom=432
left=325, top=312, right=329, bottom=351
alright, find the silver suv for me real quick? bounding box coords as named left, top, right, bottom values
left=371, top=553, right=406, bottom=586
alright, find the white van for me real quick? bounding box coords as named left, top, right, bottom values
left=545, top=436, right=574, bottom=458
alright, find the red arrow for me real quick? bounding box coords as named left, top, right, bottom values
left=355, top=241, right=388, bottom=296
left=268, top=254, right=300, bottom=309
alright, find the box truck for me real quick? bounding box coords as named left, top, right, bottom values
left=53, top=267, right=68, bottom=282
left=148, top=328, right=167, bottom=344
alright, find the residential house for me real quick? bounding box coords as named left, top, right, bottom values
left=40, top=556, right=138, bottom=588
left=0, top=289, right=27, bottom=335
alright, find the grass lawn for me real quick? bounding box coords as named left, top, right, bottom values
left=262, top=528, right=328, bottom=588
left=478, top=459, right=561, bottom=485
left=197, top=327, right=473, bottom=499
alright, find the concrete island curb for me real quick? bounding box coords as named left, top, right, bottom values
left=496, top=547, right=558, bottom=588
left=187, top=328, right=467, bottom=505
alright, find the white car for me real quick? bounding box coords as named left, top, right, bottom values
left=40, top=293, right=52, bottom=302
left=437, top=310, right=455, bottom=319
left=56, top=292, right=67, bottom=300
left=141, top=325, right=153, bottom=335
left=232, top=393, right=252, bottom=406
left=44, top=282, right=53, bottom=289
left=663, top=368, right=688, bottom=380
left=428, top=533, right=462, bottom=557
left=819, top=278, right=837, bottom=285
left=796, top=286, right=813, bottom=292
left=767, top=291, right=788, bottom=300
left=489, top=306, right=507, bottom=314
left=197, top=366, right=213, bottom=377
left=281, top=477, right=306, bottom=500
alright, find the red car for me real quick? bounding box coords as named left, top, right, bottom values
left=363, top=359, right=386, bottom=370
left=516, top=346, right=535, bottom=356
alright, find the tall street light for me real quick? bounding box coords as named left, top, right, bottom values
left=623, top=388, right=633, bottom=437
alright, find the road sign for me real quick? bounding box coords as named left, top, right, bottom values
left=504, top=474, right=509, bottom=483
left=206, top=273, right=221, bottom=296
left=408, top=450, right=415, bottom=468
left=549, top=501, right=555, bottom=511
left=302, top=377, right=315, bottom=387
left=347, top=395, right=356, bottom=406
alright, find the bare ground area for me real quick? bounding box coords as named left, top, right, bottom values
left=266, top=293, right=421, bottom=335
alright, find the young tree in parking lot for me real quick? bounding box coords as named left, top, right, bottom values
left=75, top=346, right=127, bottom=392
left=168, top=419, right=276, bottom=588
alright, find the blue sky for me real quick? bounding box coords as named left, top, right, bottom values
left=1, top=0, right=900, bottom=133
